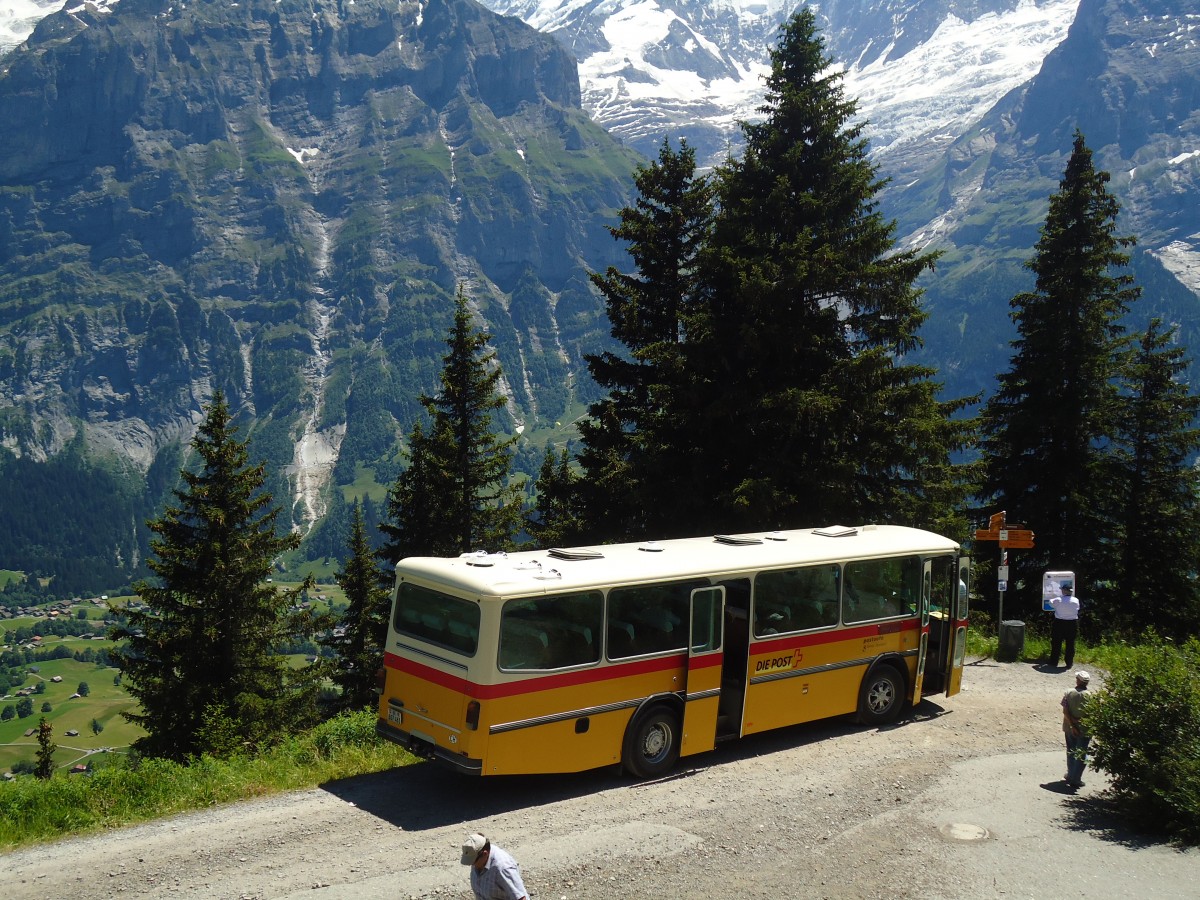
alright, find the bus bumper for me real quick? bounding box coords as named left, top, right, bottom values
left=375, top=719, right=483, bottom=776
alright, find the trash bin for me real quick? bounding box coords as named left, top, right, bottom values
left=997, top=619, right=1025, bottom=662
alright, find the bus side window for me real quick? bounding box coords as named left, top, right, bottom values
left=500, top=592, right=602, bottom=670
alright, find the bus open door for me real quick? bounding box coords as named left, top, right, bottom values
left=911, top=560, right=934, bottom=705
left=945, top=554, right=970, bottom=697
left=681, top=585, right=724, bottom=758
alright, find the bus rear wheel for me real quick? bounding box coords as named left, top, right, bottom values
left=623, top=705, right=681, bottom=779
left=858, top=665, right=905, bottom=726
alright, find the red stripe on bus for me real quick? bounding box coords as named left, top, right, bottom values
left=752, top=618, right=918, bottom=654
left=384, top=650, right=694, bottom=699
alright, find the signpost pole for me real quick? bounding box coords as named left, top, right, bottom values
left=998, top=549, right=1007, bottom=626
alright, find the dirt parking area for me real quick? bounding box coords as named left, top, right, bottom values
left=4, top=659, right=1199, bottom=899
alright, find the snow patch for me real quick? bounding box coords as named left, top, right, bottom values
left=287, top=147, right=321, bottom=165
left=841, top=0, right=1078, bottom=158
left=1151, top=239, right=1200, bottom=296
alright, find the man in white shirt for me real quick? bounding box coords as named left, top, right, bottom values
left=1048, top=583, right=1080, bottom=668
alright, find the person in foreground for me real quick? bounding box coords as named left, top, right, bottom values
left=1061, top=670, right=1091, bottom=788
left=461, top=833, right=529, bottom=900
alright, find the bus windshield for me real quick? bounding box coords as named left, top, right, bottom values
left=394, top=581, right=480, bottom=656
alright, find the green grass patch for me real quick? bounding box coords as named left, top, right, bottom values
left=0, top=569, right=23, bottom=589
left=340, top=462, right=390, bottom=504
left=0, top=709, right=419, bottom=851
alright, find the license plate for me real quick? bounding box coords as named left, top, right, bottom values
left=388, top=707, right=403, bottom=726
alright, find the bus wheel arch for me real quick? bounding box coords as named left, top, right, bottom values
left=622, top=700, right=682, bottom=779
left=857, top=660, right=907, bottom=726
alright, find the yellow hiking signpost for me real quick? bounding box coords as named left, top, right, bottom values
left=974, top=511, right=1036, bottom=634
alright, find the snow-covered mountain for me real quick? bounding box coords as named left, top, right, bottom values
left=0, top=0, right=100, bottom=54
left=4, top=1, right=1074, bottom=173
left=478, top=0, right=1079, bottom=174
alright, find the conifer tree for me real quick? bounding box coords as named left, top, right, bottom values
left=979, top=131, right=1138, bottom=617
left=576, top=13, right=973, bottom=542
left=581, top=138, right=714, bottom=539
left=35, top=716, right=55, bottom=780
left=381, top=289, right=522, bottom=561
left=112, top=391, right=321, bottom=761
left=526, top=446, right=587, bottom=547
left=324, top=502, right=391, bottom=710
left=694, top=9, right=973, bottom=535
left=1109, top=319, right=1200, bottom=638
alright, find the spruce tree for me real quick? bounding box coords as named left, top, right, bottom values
left=380, top=289, right=522, bottom=561
left=324, top=502, right=391, bottom=710
left=1110, top=319, right=1200, bottom=639
left=526, top=446, right=587, bottom=547
left=694, top=9, right=972, bottom=535
left=35, top=716, right=55, bottom=780
left=112, top=391, right=321, bottom=761
left=979, top=131, right=1139, bottom=617
left=581, top=138, right=714, bottom=539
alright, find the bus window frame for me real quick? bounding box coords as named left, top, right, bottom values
left=605, top=578, right=707, bottom=661
left=841, top=555, right=924, bottom=625
left=497, top=590, right=604, bottom=673
left=751, top=564, right=841, bottom=638
left=393, top=580, right=481, bottom=658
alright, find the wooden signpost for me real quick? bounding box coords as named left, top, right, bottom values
left=974, top=511, right=1035, bottom=626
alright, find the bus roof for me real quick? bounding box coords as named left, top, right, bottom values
left=394, top=524, right=960, bottom=598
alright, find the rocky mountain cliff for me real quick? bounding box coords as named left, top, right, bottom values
left=0, top=0, right=641, bottom=570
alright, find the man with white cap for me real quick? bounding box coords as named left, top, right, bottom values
left=1061, top=670, right=1092, bottom=788
left=461, top=833, right=528, bottom=900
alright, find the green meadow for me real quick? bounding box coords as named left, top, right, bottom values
left=0, top=655, right=140, bottom=773
left=1, top=585, right=342, bottom=775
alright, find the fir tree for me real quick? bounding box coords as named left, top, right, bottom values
left=324, top=502, right=391, bottom=710
left=380, top=418, right=458, bottom=560
left=979, top=131, right=1139, bottom=617
left=698, top=9, right=973, bottom=534
left=1110, top=319, right=1200, bottom=638
left=526, top=446, right=587, bottom=547
left=381, top=289, right=522, bottom=561
left=112, top=391, right=321, bottom=761
left=581, top=138, right=714, bottom=539
left=35, top=716, right=55, bottom=780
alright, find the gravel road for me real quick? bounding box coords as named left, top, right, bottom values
left=4, top=659, right=1199, bottom=899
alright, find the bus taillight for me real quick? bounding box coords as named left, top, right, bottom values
left=374, top=665, right=387, bottom=695
left=466, top=700, right=480, bottom=731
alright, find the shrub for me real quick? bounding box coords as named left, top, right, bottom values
left=1087, top=636, right=1200, bottom=843
left=311, top=708, right=381, bottom=757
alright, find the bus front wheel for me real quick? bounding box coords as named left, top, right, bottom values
left=858, top=665, right=904, bottom=726
left=623, top=705, right=681, bottom=779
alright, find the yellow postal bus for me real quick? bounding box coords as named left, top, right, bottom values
left=376, top=524, right=969, bottom=777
